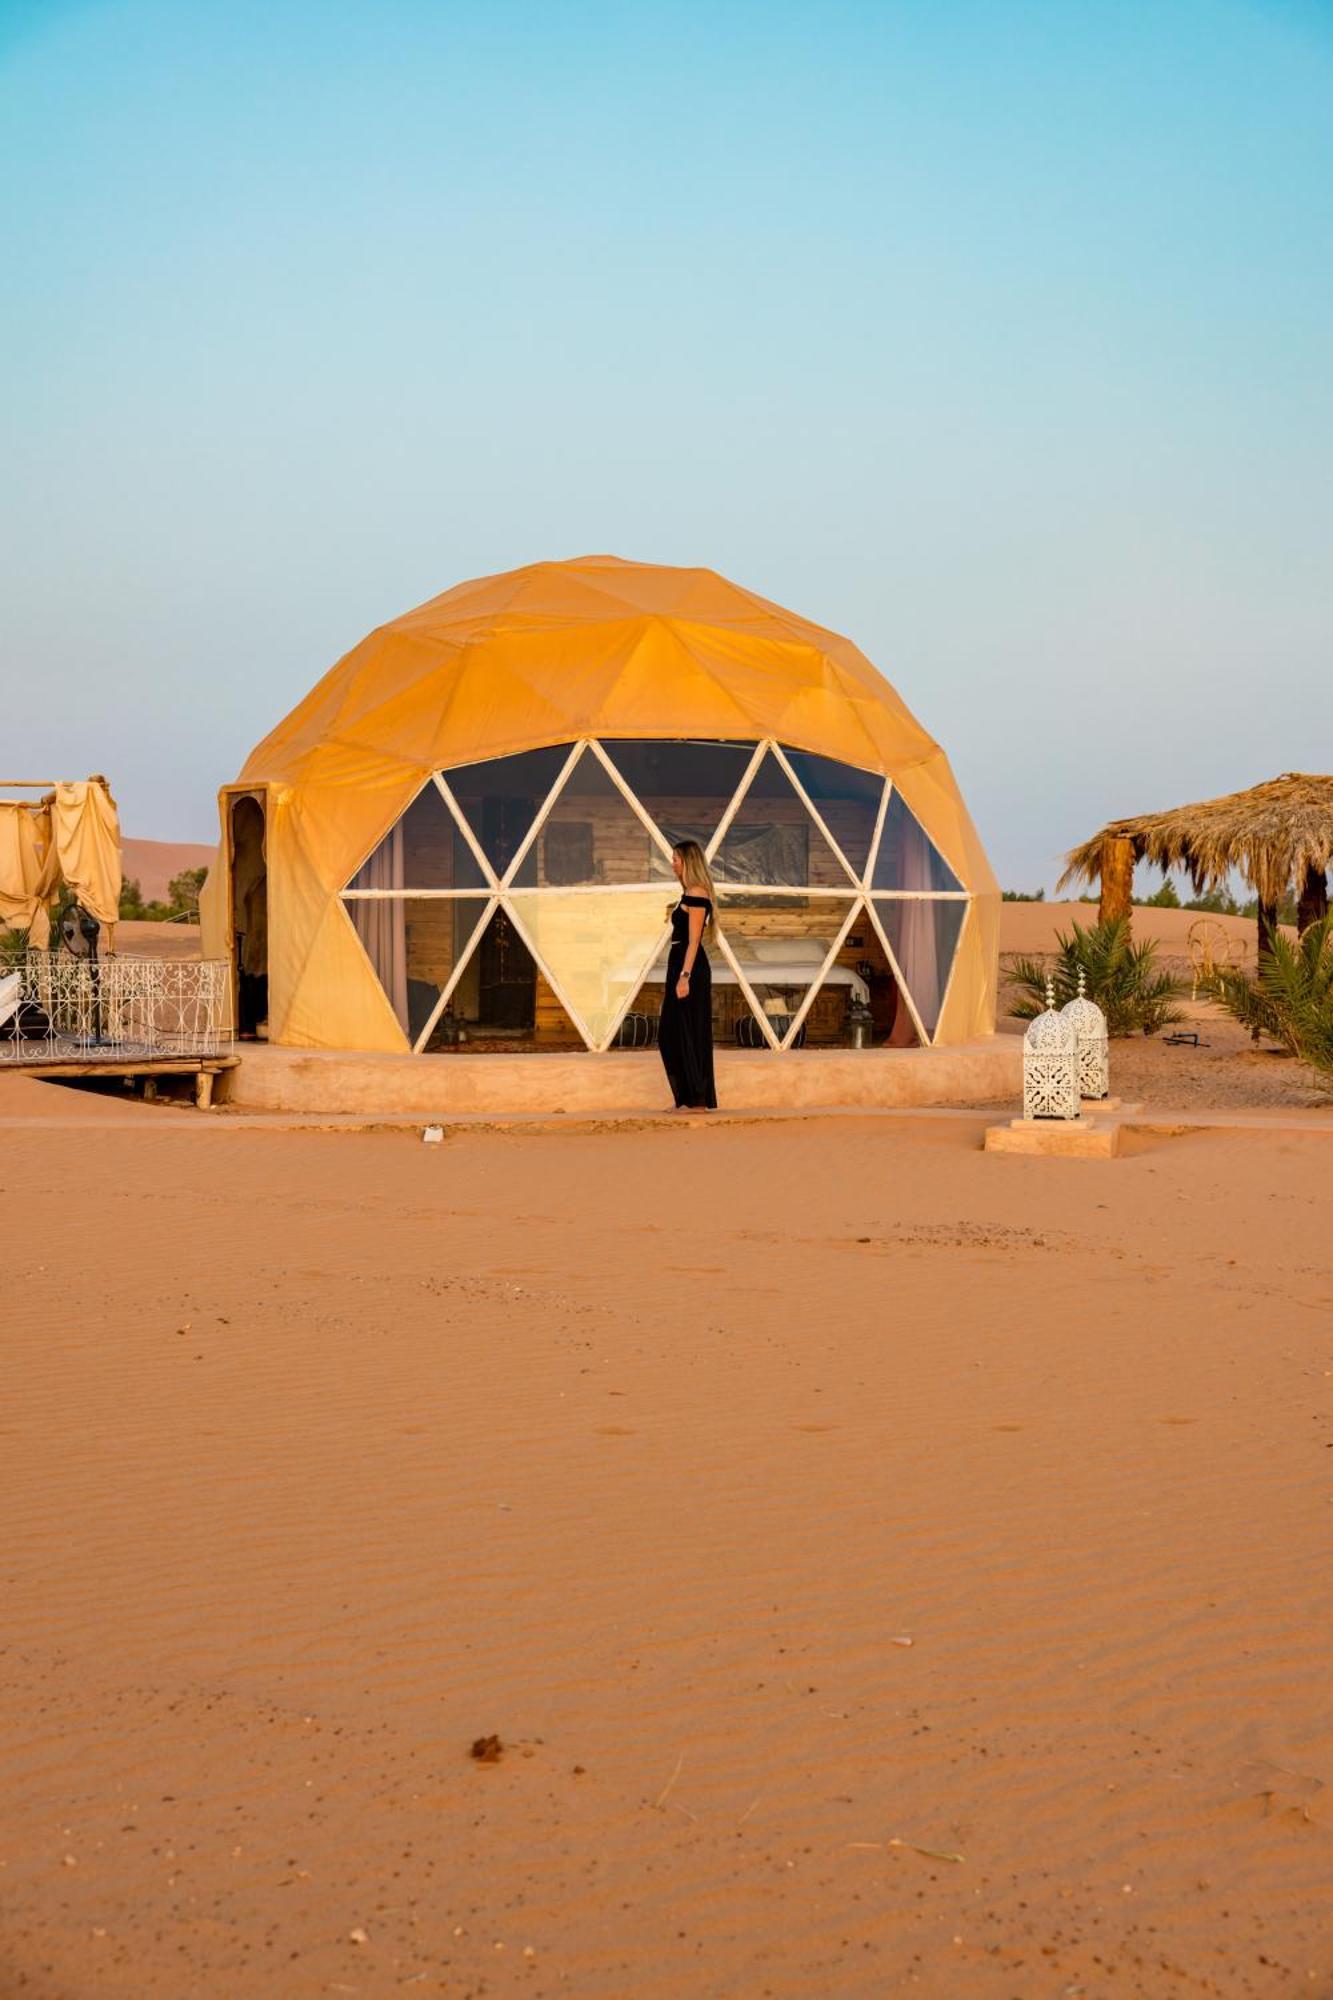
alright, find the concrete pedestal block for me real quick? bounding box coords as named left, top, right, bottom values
left=984, top=1117, right=1120, bottom=1159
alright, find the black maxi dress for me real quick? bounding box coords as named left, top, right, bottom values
left=658, top=894, right=717, bottom=1109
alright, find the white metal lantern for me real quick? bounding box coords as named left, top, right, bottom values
left=1061, top=968, right=1110, bottom=1100
left=1023, top=976, right=1081, bottom=1120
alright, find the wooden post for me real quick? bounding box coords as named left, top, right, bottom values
left=1099, top=836, right=1135, bottom=929
left=1297, top=862, right=1329, bottom=935
left=1257, top=898, right=1278, bottom=964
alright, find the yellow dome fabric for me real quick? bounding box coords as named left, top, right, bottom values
left=202, top=555, right=999, bottom=1051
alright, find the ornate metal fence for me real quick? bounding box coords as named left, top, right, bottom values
left=0, top=955, right=232, bottom=1064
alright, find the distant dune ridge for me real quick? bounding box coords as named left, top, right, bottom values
left=120, top=836, right=215, bottom=905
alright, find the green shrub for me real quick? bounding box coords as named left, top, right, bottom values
left=1, top=924, right=29, bottom=970
left=1212, top=916, right=1333, bottom=1085
left=1003, top=915, right=1188, bottom=1038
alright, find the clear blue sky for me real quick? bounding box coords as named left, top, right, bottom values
left=2, top=0, right=1330, bottom=891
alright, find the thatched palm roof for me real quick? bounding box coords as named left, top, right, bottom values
left=1060, top=773, right=1333, bottom=905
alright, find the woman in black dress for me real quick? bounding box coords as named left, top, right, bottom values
left=658, top=840, right=717, bottom=1110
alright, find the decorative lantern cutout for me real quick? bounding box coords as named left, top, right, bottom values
left=1023, top=975, right=1080, bottom=1121
left=1061, top=968, right=1110, bottom=1101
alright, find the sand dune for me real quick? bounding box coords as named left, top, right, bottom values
left=999, top=897, right=1269, bottom=966
left=121, top=837, right=215, bottom=905
left=2, top=1096, right=1331, bottom=1996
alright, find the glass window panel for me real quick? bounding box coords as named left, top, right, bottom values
left=779, top=747, right=884, bottom=881
left=622, top=922, right=747, bottom=1050
left=713, top=749, right=852, bottom=888
left=439, top=901, right=538, bottom=1043
left=599, top=739, right=757, bottom=880
left=716, top=892, right=855, bottom=1047
left=346, top=780, right=486, bottom=893
left=872, top=789, right=963, bottom=893
left=511, top=746, right=656, bottom=888
left=442, top=746, right=573, bottom=880
left=841, top=912, right=920, bottom=1048
left=421, top=904, right=582, bottom=1051
left=508, top=887, right=671, bottom=1048
left=344, top=894, right=489, bottom=1044
left=872, top=897, right=967, bottom=1040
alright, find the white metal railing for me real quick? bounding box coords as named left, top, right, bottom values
left=0, top=954, right=232, bottom=1063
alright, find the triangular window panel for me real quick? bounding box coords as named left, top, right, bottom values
left=713, top=750, right=854, bottom=889
left=424, top=899, right=547, bottom=1047
left=717, top=892, right=856, bottom=1048
left=511, top=745, right=656, bottom=889
left=346, top=779, right=486, bottom=892
left=779, top=748, right=884, bottom=882
left=846, top=906, right=920, bottom=1048
left=344, top=893, right=490, bottom=1045
left=872, top=789, right=963, bottom=894
left=507, top=887, right=671, bottom=1049
left=441, top=745, right=573, bottom=881
left=600, top=739, right=757, bottom=880
left=871, top=897, right=967, bottom=1041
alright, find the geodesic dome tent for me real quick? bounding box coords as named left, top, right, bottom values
left=201, top=557, right=999, bottom=1054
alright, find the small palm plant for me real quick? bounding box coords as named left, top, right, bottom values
left=1212, top=915, right=1333, bottom=1085
left=1, top=924, right=30, bottom=972
left=1003, top=915, right=1188, bottom=1037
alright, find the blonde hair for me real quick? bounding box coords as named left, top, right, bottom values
left=673, top=839, right=716, bottom=911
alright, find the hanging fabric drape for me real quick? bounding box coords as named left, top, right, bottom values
left=0, top=800, right=59, bottom=946
left=50, top=779, right=122, bottom=927
left=0, top=778, right=123, bottom=949
left=893, top=833, right=941, bottom=1032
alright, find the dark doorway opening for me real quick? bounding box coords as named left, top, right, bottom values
left=477, top=906, right=535, bottom=1032
left=229, top=793, right=268, bottom=1037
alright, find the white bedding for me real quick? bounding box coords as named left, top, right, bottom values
left=644, top=941, right=868, bottom=1006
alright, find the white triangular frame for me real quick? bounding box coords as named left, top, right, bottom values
left=704, top=741, right=770, bottom=862
left=867, top=783, right=966, bottom=897
left=712, top=889, right=859, bottom=1053
left=341, top=740, right=974, bottom=1055
left=769, top=744, right=882, bottom=889
left=932, top=896, right=971, bottom=1043
left=591, top=914, right=677, bottom=1053
left=430, top=770, right=500, bottom=888
left=865, top=894, right=970, bottom=1047
left=772, top=896, right=864, bottom=1049
left=501, top=884, right=674, bottom=1053
left=598, top=737, right=765, bottom=874
left=408, top=893, right=500, bottom=1052
left=707, top=744, right=858, bottom=892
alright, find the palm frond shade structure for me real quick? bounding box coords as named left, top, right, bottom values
left=200, top=557, right=999, bottom=1054
left=1059, top=773, right=1333, bottom=954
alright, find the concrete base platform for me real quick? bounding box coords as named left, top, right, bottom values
left=224, top=1038, right=1021, bottom=1118
left=985, top=1116, right=1120, bottom=1158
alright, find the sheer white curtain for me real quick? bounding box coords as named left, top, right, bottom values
left=348, top=826, right=408, bottom=1029
left=894, top=835, right=941, bottom=1031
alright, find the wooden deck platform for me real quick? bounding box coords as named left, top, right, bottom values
left=0, top=1053, right=239, bottom=1107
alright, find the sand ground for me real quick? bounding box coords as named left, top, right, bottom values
left=3, top=1084, right=1332, bottom=1998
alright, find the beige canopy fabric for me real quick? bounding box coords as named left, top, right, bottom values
left=203, top=556, right=999, bottom=1052
left=0, top=800, right=59, bottom=947
left=51, top=779, right=122, bottom=926
left=0, top=777, right=122, bottom=947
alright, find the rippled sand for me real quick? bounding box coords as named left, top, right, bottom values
left=3, top=1092, right=1331, bottom=1995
